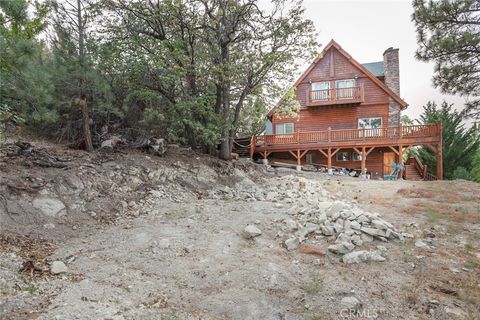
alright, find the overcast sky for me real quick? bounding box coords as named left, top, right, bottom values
left=300, top=0, right=465, bottom=120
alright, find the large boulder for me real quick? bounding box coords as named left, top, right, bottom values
left=32, top=197, right=66, bottom=217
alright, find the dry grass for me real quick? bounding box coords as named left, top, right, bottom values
left=300, top=271, right=324, bottom=294
left=402, top=283, right=421, bottom=309
left=397, top=188, right=436, bottom=199
left=401, top=199, right=479, bottom=225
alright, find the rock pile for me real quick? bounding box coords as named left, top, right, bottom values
left=223, top=174, right=407, bottom=259
left=283, top=199, right=406, bottom=256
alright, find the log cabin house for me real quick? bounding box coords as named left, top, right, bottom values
left=248, top=40, right=443, bottom=180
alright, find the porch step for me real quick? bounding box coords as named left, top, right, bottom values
left=404, top=164, right=423, bottom=181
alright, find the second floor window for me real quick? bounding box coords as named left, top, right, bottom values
left=276, top=123, right=294, bottom=135
left=358, top=117, right=383, bottom=137
left=336, top=79, right=356, bottom=99
left=311, top=81, right=330, bottom=101
left=358, top=117, right=382, bottom=129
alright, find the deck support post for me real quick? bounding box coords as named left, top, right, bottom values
left=261, top=151, right=270, bottom=165
left=296, top=149, right=302, bottom=171
left=437, top=144, right=443, bottom=180
left=361, top=147, right=366, bottom=174
left=437, top=122, right=443, bottom=180
left=398, top=145, right=403, bottom=164
left=327, top=148, right=332, bottom=169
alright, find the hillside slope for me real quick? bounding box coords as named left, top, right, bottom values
left=0, top=140, right=479, bottom=320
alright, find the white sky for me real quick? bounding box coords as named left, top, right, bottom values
left=301, top=0, right=465, bottom=120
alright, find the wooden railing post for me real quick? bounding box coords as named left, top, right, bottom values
left=399, top=123, right=402, bottom=139
left=296, top=129, right=300, bottom=144
left=328, top=127, right=331, bottom=142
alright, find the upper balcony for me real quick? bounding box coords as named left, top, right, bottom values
left=306, top=86, right=364, bottom=107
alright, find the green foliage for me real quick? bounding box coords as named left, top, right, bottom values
left=452, top=166, right=473, bottom=180
left=274, top=88, right=301, bottom=119
left=417, top=101, right=480, bottom=179
left=0, top=0, right=47, bottom=72
left=471, top=149, right=480, bottom=182
left=412, top=0, right=480, bottom=117
left=1, top=0, right=318, bottom=155
left=400, top=115, right=414, bottom=125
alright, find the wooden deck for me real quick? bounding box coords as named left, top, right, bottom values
left=250, top=123, right=443, bottom=179
left=306, top=86, right=364, bottom=107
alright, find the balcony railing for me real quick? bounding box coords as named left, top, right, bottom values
left=306, top=86, right=364, bottom=106
left=252, top=124, right=441, bottom=148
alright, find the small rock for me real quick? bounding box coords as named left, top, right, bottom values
left=433, top=225, right=447, bottom=234
left=321, top=225, right=335, bottom=236
left=360, top=226, right=386, bottom=238
left=360, top=233, right=374, bottom=242
left=157, top=238, right=171, bottom=249
left=284, top=237, right=300, bottom=251
left=50, top=261, right=68, bottom=274
left=243, top=225, right=262, bottom=239
left=342, top=250, right=386, bottom=264
left=43, top=223, right=55, bottom=229
left=350, top=221, right=361, bottom=230
left=284, top=219, right=297, bottom=231
left=184, top=245, right=194, bottom=253
left=328, top=242, right=354, bottom=255
left=341, top=296, right=361, bottom=311
left=445, top=306, right=467, bottom=319
left=415, top=239, right=434, bottom=250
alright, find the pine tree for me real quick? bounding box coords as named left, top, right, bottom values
left=412, top=0, right=480, bottom=118
left=417, top=101, right=480, bottom=179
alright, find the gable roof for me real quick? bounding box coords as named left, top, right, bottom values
left=268, top=40, right=408, bottom=117
left=362, top=61, right=384, bottom=77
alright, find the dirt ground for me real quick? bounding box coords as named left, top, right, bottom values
left=0, top=139, right=479, bottom=320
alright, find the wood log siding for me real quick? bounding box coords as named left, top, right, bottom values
left=272, top=104, right=390, bottom=133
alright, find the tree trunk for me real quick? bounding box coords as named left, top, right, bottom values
left=79, top=97, right=93, bottom=152
left=77, top=0, right=92, bottom=152
left=185, top=123, right=197, bottom=150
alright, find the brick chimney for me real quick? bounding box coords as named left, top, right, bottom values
left=383, top=47, right=400, bottom=126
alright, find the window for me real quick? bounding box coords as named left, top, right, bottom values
left=358, top=117, right=383, bottom=137
left=352, top=152, right=362, bottom=161
left=336, top=152, right=350, bottom=162
left=276, top=123, right=294, bottom=134
left=335, top=79, right=356, bottom=99
left=311, top=81, right=330, bottom=101
left=358, top=117, right=382, bottom=129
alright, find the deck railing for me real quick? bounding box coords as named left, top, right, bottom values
left=253, top=124, right=441, bottom=147
left=307, top=86, right=364, bottom=105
